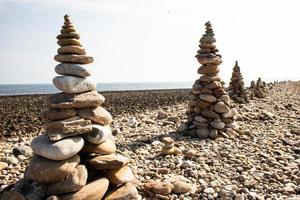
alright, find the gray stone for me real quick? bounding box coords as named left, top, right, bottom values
left=210, top=120, right=225, bottom=129
left=201, top=110, right=220, bottom=119
left=53, top=76, right=96, bottom=94
left=55, top=63, right=91, bottom=77
left=12, top=146, right=32, bottom=157
left=31, top=134, right=84, bottom=160
left=83, top=124, right=113, bottom=144
left=209, top=129, right=218, bottom=139
left=194, top=116, right=208, bottom=123
left=196, top=127, right=209, bottom=139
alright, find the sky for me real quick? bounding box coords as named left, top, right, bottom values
left=0, top=0, right=299, bottom=86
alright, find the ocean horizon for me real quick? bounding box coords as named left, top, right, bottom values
left=0, top=82, right=192, bottom=96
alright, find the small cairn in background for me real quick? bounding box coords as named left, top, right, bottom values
left=250, top=77, right=267, bottom=98
left=0, top=15, right=140, bottom=200
left=180, top=21, right=239, bottom=140
left=227, top=61, right=249, bottom=103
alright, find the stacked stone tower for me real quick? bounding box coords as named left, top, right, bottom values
left=228, top=61, right=249, bottom=103
left=252, top=77, right=267, bottom=98
left=185, top=22, right=239, bottom=139
left=4, top=15, right=139, bottom=200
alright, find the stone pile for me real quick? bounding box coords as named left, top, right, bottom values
left=227, top=61, right=249, bottom=103
left=251, top=77, right=267, bottom=98
left=2, top=15, right=139, bottom=200
left=182, top=21, right=239, bottom=139
left=161, top=137, right=181, bottom=155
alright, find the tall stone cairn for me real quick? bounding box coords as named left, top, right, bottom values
left=184, top=22, right=239, bottom=139
left=228, top=61, right=249, bottom=103
left=5, top=15, right=140, bottom=200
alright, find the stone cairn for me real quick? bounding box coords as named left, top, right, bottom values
left=227, top=61, right=249, bottom=103
left=250, top=77, right=267, bottom=98
left=183, top=21, right=239, bottom=139
left=2, top=15, right=139, bottom=200
left=161, top=137, right=181, bottom=155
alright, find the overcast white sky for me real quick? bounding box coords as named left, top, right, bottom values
left=0, top=0, right=299, bottom=85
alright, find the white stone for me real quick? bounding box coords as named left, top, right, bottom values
left=83, top=124, right=113, bottom=145
left=55, top=63, right=91, bottom=77
left=31, top=134, right=84, bottom=160
left=127, top=117, right=138, bottom=128
left=53, top=76, right=96, bottom=94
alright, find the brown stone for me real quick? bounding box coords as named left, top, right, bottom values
left=57, top=38, right=82, bottom=47
left=81, top=139, right=116, bottom=155
left=104, top=182, right=140, bottom=200
left=196, top=100, right=212, bottom=108
left=61, top=27, right=76, bottom=34
left=77, top=106, right=113, bottom=125
left=58, top=46, right=86, bottom=55
left=0, top=191, right=25, bottom=200
left=57, top=32, right=80, bottom=40
left=60, top=178, right=109, bottom=200
left=54, top=54, right=94, bottom=64
left=198, top=75, right=221, bottom=83
left=198, top=65, right=219, bottom=74
left=214, top=102, right=230, bottom=113
left=206, top=81, right=223, bottom=90
left=197, top=57, right=222, bottom=65
left=199, top=94, right=217, bottom=103
left=201, top=110, right=220, bottom=119
left=46, top=91, right=105, bottom=110
left=105, top=166, right=135, bottom=185
left=41, top=109, right=76, bottom=122
left=45, top=116, right=92, bottom=141
left=144, top=181, right=173, bottom=195
left=26, top=155, right=80, bottom=184
left=47, top=165, right=88, bottom=196
left=87, top=154, right=130, bottom=170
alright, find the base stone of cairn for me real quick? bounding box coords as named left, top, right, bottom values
left=180, top=22, right=239, bottom=139
left=227, top=61, right=249, bottom=103
left=3, top=15, right=140, bottom=200
left=250, top=77, right=267, bottom=98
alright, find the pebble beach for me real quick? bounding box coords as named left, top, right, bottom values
left=1, top=81, right=299, bottom=199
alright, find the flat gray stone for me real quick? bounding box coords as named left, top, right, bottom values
left=53, top=76, right=96, bottom=94
left=83, top=124, right=113, bottom=144
left=31, top=134, right=84, bottom=160
left=55, top=63, right=91, bottom=77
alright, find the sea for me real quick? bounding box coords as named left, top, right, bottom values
left=0, top=82, right=192, bottom=96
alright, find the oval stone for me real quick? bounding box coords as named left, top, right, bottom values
left=199, top=94, right=217, bottom=103
left=77, top=106, right=113, bottom=125
left=83, top=124, right=112, bottom=144
left=53, top=76, right=96, bottom=94
left=214, top=102, right=230, bottom=113
left=59, top=178, right=109, bottom=200
left=54, top=55, right=94, bottom=64
left=57, top=46, right=86, bottom=55
left=105, top=166, right=135, bottom=185
left=81, top=139, right=116, bottom=155
left=55, top=63, right=91, bottom=77
left=31, top=134, right=84, bottom=160
left=26, top=155, right=80, bottom=184
left=56, top=32, right=80, bottom=40
left=196, top=127, right=209, bottom=139
left=57, top=39, right=82, bottom=47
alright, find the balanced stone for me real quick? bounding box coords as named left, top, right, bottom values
left=41, top=109, right=76, bottom=122
left=105, top=166, right=134, bottom=185
left=31, top=134, right=84, bottom=160
left=47, top=165, right=88, bottom=196
left=59, top=178, right=109, bottom=200
left=57, top=46, right=86, bottom=55
left=61, top=27, right=76, bottom=34
left=46, top=91, right=105, bottom=110
left=81, top=139, right=116, bottom=155
left=46, top=116, right=92, bottom=141
left=57, top=38, right=82, bottom=47
left=55, top=63, right=90, bottom=78
left=199, top=94, right=217, bottom=103
left=53, top=76, right=96, bottom=94
left=87, top=154, right=130, bottom=170
left=56, top=32, right=80, bottom=40
left=54, top=54, right=94, bottom=64
left=214, top=102, right=230, bottom=113
left=198, top=65, right=219, bottom=74
left=201, top=110, right=219, bottom=119
left=26, top=155, right=80, bottom=184
left=210, top=120, right=225, bottom=129
left=77, top=106, right=113, bottom=125
left=222, top=108, right=238, bottom=118
left=196, top=127, right=209, bottom=139
left=83, top=124, right=112, bottom=144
